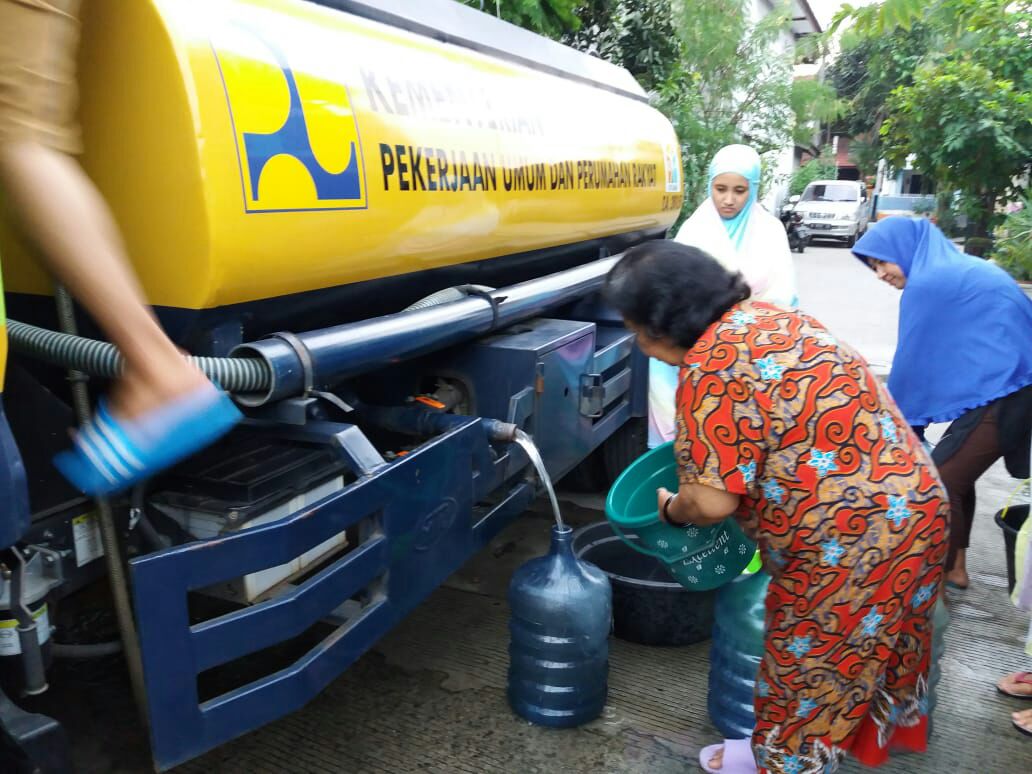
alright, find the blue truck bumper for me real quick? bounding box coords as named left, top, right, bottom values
left=131, top=419, right=531, bottom=770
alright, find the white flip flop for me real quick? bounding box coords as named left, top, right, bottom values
left=698, top=738, right=758, bottom=773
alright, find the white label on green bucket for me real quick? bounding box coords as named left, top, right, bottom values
left=682, top=529, right=731, bottom=565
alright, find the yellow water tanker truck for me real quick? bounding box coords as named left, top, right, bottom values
left=0, top=0, right=682, bottom=769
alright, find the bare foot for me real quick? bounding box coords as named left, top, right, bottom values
left=708, top=746, right=724, bottom=770
left=1014, top=707, right=1032, bottom=734
left=998, top=672, right=1032, bottom=698
left=946, top=568, right=970, bottom=588
left=946, top=549, right=969, bottom=588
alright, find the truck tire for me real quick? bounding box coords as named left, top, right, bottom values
left=846, top=232, right=857, bottom=248
left=602, top=417, right=649, bottom=484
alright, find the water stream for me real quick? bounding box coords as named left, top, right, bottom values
left=513, top=429, right=566, bottom=530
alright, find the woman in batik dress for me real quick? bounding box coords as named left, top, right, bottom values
left=603, top=240, right=948, bottom=774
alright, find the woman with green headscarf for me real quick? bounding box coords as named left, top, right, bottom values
left=648, top=144, right=796, bottom=448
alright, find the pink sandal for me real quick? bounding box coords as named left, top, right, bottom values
left=699, top=738, right=758, bottom=773
left=997, top=672, right=1032, bottom=700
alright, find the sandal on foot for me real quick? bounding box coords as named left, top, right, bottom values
left=54, top=384, right=241, bottom=495
left=699, top=738, right=757, bottom=774
left=998, top=672, right=1032, bottom=700
left=1013, top=709, right=1032, bottom=737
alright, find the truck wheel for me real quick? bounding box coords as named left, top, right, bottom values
left=602, top=417, right=648, bottom=484
left=846, top=232, right=857, bottom=248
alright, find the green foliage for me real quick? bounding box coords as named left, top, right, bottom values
left=790, top=79, right=844, bottom=156
left=831, top=0, right=1032, bottom=236
left=567, top=0, right=804, bottom=219
left=789, top=153, right=836, bottom=197
left=911, top=198, right=935, bottom=217
left=486, top=1, right=827, bottom=223
left=830, top=0, right=1028, bottom=40
left=965, top=237, right=993, bottom=259
left=881, top=57, right=1031, bottom=235
left=564, top=0, right=678, bottom=93
left=652, top=0, right=797, bottom=216
left=826, top=25, right=931, bottom=139
left=934, top=191, right=961, bottom=237
left=992, top=198, right=1032, bottom=282
left=460, top=0, right=581, bottom=39
left=827, top=0, right=928, bottom=37
left=848, top=136, right=881, bottom=181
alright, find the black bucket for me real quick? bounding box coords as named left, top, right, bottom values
left=995, top=504, right=1029, bottom=594
left=572, top=521, right=715, bottom=646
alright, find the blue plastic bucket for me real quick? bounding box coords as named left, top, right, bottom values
left=605, top=442, right=756, bottom=591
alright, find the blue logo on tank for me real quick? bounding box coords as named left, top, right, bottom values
left=213, top=25, right=367, bottom=212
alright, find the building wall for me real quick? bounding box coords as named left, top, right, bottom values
left=751, top=0, right=819, bottom=212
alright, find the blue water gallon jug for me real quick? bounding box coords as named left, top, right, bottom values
left=707, top=570, right=949, bottom=741
left=508, top=524, right=612, bottom=728
left=708, top=567, right=771, bottom=739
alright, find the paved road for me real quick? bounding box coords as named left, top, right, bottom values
left=793, top=240, right=901, bottom=373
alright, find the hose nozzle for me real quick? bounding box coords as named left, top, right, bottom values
left=480, top=419, right=518, bottom=443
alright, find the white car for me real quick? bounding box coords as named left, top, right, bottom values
left=795, top=180, right=870, bottom=247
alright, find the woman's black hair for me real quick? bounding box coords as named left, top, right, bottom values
left=603, top=240, right=751, bottom=348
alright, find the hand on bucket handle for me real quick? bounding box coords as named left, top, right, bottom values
left=658, top=487, right=686, bottom=526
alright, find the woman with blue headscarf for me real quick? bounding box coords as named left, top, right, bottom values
left=648, top=145, right=796, bottom=447
left=853, top=216, right=1032, bottom=592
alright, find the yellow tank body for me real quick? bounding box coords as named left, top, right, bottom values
left=0, top=0, right=681, bottom=318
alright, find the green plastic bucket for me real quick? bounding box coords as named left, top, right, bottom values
left=605, top=442, right=757, bottom=591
